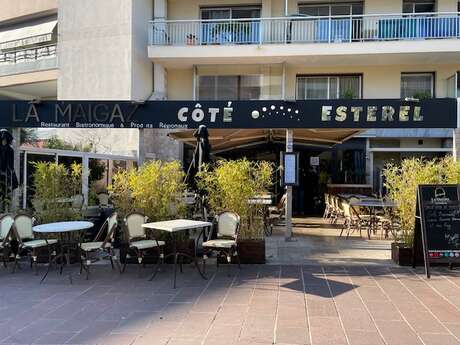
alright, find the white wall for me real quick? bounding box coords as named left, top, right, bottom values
left=57, top=0, right=154, bottom=155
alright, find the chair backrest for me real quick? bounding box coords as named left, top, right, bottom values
left=72, top=194, right=84, bottom=209
left=0, top=214, right=14, bottom=239
left=216, top=212, right=240, bottom=239
left=125, top=212, right=147, bottom=240
left=277, top=194, right=287, bottom=211
left=341, top=201, right=351, bottom=218
left=97, top=193, right=110, bottom=207
left=14, top=214, right=34, bottom=240
left=95, top=212, right=118, bottom=245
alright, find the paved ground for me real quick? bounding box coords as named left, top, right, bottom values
left=0, top=263, right=460, bottom=345
left=266, top=217, right=392, bottom=266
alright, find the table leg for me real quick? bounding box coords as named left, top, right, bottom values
left=172, top=234, right=177, bottom=289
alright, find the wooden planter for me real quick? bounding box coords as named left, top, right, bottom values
left=391, top=242, right=412, bottom=266
left=391, top=242, right=424, bottom=266
left=216, top=239, right=266, bottom=264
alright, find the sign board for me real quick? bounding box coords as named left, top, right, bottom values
left=0, top=99, right=456, bottom=129
left=415, top=184, right=460, bottom=278
left=310, top=157, right=320, bottom=166
left=281, top=152, right=299, bottom=186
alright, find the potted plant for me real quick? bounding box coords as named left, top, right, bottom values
left=197, top=159, right=274, bottom=264
left=110, top=160, right=188, bottom=264
left=186, top=34, right=197, bottom=45
left=383, top=156, right=460, bottom=265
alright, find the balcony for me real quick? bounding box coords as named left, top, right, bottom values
left=148, top=12, right=460, bottom=67
left=151, top=12, right=460, bottom=45
left=0, top=44, right=57, bottom=76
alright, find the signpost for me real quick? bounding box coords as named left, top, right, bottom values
left=414, top=184, right=460, bottom=278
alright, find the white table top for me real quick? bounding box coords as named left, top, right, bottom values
left=248, top=199, right=273, bottom=205
left=33, top=221, right=94, bottom=233
left=142, top=219, right=212, bottom=233
left=350, top=199, right=396, bottom=208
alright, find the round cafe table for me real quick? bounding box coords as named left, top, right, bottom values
left=33, top=221, right=94, bottom=283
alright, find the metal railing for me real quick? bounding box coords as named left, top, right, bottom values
left=149, top=12, right=460, bottom=46
left=0, top=44, right=57, bottom=65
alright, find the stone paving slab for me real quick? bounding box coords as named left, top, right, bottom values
left=0, top=263, right=459, bottom=345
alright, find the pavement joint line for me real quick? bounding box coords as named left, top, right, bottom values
left=321, top=266, right=351, bottom=345
left=401, top=267, right=460, bottom=343
left=364, top=266, right=427, bottom=345
left=437, top=268, right=460, bottom=289
left=300, top=265, right=313, bottom=345
left=200, top=269, right=239, bottom=345
left=343, top=266, right=388, bottom=345
left=235, top=269, right=261, bottom=344
left=273, top=264, right=282, bottom=344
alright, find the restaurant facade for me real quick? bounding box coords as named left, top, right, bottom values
left=1, top=0, right=460, bottom=215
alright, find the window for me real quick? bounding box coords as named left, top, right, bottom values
left=296, top=75, right=362, bottom=100
left=198, top=75, right=261, bottom=100
left=298, top=3, right=363, bottom=16
left=401, top=73, right=434, bottom=99
left=201, top=6, right=261, bottom=20
left=403, top=1, right=435, bottom=13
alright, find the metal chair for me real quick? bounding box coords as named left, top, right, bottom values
left=0, top=214, right=15, bottom=268
left=13, top=214, right=58, bottom=274
left=202, top=211, right=241, bottom=274
left=122, top=212, right=165, bottom=276
left=97, top=193, right=110, bottom=208
left=79, top=212, right=120, bottom=279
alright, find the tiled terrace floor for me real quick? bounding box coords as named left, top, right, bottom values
left=0, top=263, right=460, bottom=345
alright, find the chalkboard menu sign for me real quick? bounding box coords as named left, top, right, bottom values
left=415, top=185, right=460, bottom=278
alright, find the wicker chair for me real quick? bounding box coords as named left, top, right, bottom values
left=13, top=214, right=58, bottom=274
left=202, top=211, right=241, bottom=274
left=79, top=212, right=120, bottom=279
left=0, top=214, right=15, bottom=268
left=122, top=212, right=165, bottom=276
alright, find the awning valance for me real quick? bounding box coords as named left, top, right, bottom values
left=169, top=128, right=362, bottom=153
left=0, top=17, right=57, bottom=51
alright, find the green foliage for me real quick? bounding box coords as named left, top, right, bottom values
left=341, top=89, right=356, bottom=99
left=32, top=162, right=83, bottom=224
left=43, top=136, right=105, bottom=181
left=411, top=91, right=432, bottom=100
left=196, top=159, right=274, bottom=240
left=109, top=160, right=187, bottom=221
left=383, top=156, right=460, bottom=247
left=20, top=128, right=37, bottom=144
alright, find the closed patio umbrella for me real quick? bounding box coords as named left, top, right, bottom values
left=0, top=129, right=18, bottom=212
left=185, top=125, right=211, bottom=187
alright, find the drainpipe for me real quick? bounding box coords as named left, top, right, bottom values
left=285, top=0, right=288, bottom=16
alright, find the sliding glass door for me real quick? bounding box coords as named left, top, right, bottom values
left=201, top=6, right=261, bottom=45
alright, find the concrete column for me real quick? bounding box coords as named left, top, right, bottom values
left=151, top=0, right=168, bottom=100
left=285, top=129, right=293, bottom=241
left=138, top=128, right=145, bottom=166
left=11, top=128, right=20, bottom=211
left=453, top=128, right=460, bottom=161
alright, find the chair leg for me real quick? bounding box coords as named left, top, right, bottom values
left=235, top=248, right=241, bottom=269
left=202, top=251, right=207, bottom=274
left=136, top=250, right=143, bottom=278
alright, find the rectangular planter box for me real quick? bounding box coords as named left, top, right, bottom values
left=391, top=242, right=424, bottom=266
left=216, top=239, right=266, bottom=264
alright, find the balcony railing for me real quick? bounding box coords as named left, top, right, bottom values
left=0, top=44, right=57, bottom=65
left=149, top=12, right=460, bottom=46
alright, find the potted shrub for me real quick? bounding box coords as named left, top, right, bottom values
left=31, top=162, right=84, bottom=262
left=110, top=160, right=188, bottom=264
left=383, top=156, right=460, bottom=265
left=197, top=159, right=274, bottom=264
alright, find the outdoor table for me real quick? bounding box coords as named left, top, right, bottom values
left=142, top=219, right=212, bottom=288
left=349, top=199, right=396, bottom=238
left=248, top=195, right=273, bottom=236
left=33, top=221, right=94, bottom=283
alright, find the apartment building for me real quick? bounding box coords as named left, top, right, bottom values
left=1, top=0, right=460, bottom=214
